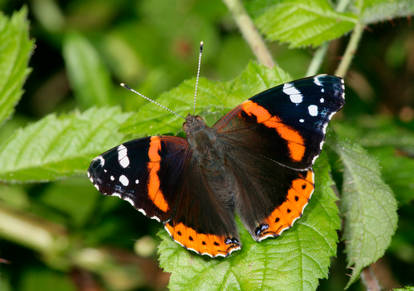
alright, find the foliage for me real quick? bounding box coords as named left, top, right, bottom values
left=254, top=0, right=357, bottom=47
left=329, top=137, right=398, bottom=287
left=63, top=33, right=115, bottom=108
left=0, top=8, right=33, bottom=126
left=0, top=107, right=130, bottom=182
left=0, top=1, right=413, bottom=291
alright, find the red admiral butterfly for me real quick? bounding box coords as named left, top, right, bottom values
left=88, top=47, right=345, bottom=258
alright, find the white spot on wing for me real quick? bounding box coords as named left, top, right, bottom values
left=119, top=175, right=129, bottom=186
left=118, top=144, right=130, bottom=168
left=93, top=156, right=105, bottom=167
left=283, top=83, right=303, bottom=104
left=299, top=119, right=304, bottom=123
left=110, top=176, right=115, bottom=181
left=313, top=76, right=322, bottom=86
left=320, top=98, right=324, bottom=103
left=135, top=179, right=139, bottom=184
left=308, top=105, right=318, bottom=116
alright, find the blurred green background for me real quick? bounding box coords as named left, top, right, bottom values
left=0, top=0, right=413, bottom=290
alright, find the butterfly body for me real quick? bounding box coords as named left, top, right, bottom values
left=88, top=75, right=345, bottom=257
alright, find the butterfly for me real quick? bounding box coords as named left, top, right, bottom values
left=88, top=74, right=345, bottom=258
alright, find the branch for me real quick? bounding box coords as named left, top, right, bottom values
left=335, top=22, right=364, bottom=78
left=0, top=203, right=163, bottom=289
left=306, top=0, right=353, bottom=76
left=306, top=44, right=329, bottom=76
left=222, top=0, right=275, bottom=68
left=361, top=266, right=381, bottom=291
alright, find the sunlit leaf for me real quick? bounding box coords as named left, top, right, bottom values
left=0, top=8, right=33, bottom=125
left=356, top=0, right=414, bottom=24
left=394, top=287, right=414, bottom=291
left=330, top=138, right=398, bottom=287
left=0, top=107, right=130, bottom=182
left=254, top=0, right=357, bottom=48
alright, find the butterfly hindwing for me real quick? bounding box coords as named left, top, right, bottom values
left=222, top=142, right=315, bottom=241
left=165, top=155, right=241, bottom=257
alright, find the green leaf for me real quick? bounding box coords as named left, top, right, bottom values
left=158, top=154, right=340, bottom=290
left=357, top=0, right=414, bottom=24
left=333, top=118, right=414, bottom=154
left=0, top=271, right=11, bottom=291
left=39, top=177, right=98, bottom=227
left=330, top=138, right=398, bottom=287
left=63, top=32, right=114, bottom=108
left=0, top=107, right=130, bottom=182
left=394, top=287, right=414, bottom=291
left=19, top=268, right=76, bottom=291
left=121, top=61, right=291, bottom=137
left=254, top=0, right=357, bottom=48
left=0, top=8, right=34, bottom=125
left=370, top=147, right=414, bottom=205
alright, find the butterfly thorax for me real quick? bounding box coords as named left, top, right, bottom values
left=183, top=114, right=224, bottom=171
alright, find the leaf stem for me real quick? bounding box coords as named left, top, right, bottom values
left=306, top=44, right=329, bottom=76
left=0, top=203, right=159, bottom=288
left=306, top=0, right=352, bottom=76
left=361, top=266, right=381, bottom=291
left=335, top=22, right=364, bottom=78
left=222, top=0, right=275, bottom=68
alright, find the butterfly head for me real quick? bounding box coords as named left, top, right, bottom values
left=183, top=114, right=207, bottom=136
left=183, top=114, right=218, bottom=154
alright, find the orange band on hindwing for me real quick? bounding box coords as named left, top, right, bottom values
left=165, top=222, right=241, bottom=257
left=147, top=136, right=170, bottom=212
left=241, top=100, right=305, bottom=162
left=259, top=170, right=314, bottom=239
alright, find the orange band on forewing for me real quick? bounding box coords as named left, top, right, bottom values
left=165, top=223, right=240, bottom=257
left=262, top=170, right=314, bottom=237
left=147, top=137, right=169, bottom=212
left=241, top=100, right=305, bottom=161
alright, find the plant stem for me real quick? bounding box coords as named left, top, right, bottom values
left=361, top=266, right=381, bottom=291
left=336, top=0, right=353, bottom=13
left=305, top=0, right=352, bottom=76
left=0, top=203, right=158, bottom=289
left=222, top=0, right=275, bottom=68
left=0, top=203, right=68, bottom=255
left=306, top=44, right=329, bottom=76
left=335, top=22, right=364, bottom=78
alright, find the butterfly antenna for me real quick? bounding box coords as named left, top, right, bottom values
left=193, top=41, right=204, bottom=115
left=120, top=83, right=185, bottom=120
